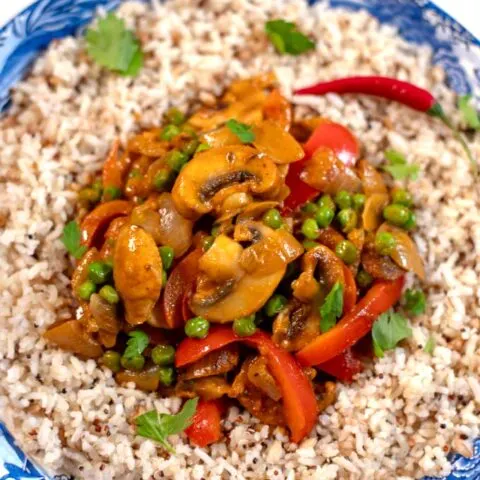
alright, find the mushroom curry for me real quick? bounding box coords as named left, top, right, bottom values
left=47, top=73, right=425, bottom=446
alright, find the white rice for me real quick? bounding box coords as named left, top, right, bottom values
left=0, top=0, right=479, bottom=478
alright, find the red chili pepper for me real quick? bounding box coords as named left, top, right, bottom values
left=295, top=76, right=476, bottom=172
left=176, top=327, right=318, bottom=444
left=317, top=349, right=363, bottom=383
left=185, top=399, right=223, bottom=447
left=282, top=122, right=360, bottom=214
left=296, top=277, right=404, bottom=367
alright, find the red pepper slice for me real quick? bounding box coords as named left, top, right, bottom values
left=163, top=249, right=203, bottom=329
left=176, top=327, right=318, bottom=444
left=296, top=277, right=404, bottom=367
left=185, top=399, right=223, bottom=447
left=342, top=264, right=357, bottom=314
left=317, top=349, right=363, bottom=383
left=282, top=122, right=360, bottom=214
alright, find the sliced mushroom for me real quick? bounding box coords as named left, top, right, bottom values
left=362, top=193, right=389, bottom=232
left=247, top=356, right=282, bottom=401
left=202, top=126, right=242, bottom=148
left=172, top=146, right=281, bottom=220
left=89, top=293, right=120, bottom=337
left=361, top=240, right=405, bottom=281
left=113, top=225, right=163, bottom=325
left=357, top=159, right=387, bottom=196
left=252, top=120, right=304, bottom=164
left=377, top=223, right=425, bottom=280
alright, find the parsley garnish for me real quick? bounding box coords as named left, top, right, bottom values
left=85, top=13, right=143, bottom=76
left=382, top=149, right=420, bottom=180
left=135, top=398, right=199, bottom=453
left=319, top=282, right=344, bottom=333
left=372, top=310, right=412, bottom=358
left=61, top=221, right=87, bottom=259
left=458, top=95, right=480, bottom=130
left=123, top=330, right=149, bottom=359
left=265, top=20, right=315, bottom=55
left=403, top=288, right=426, bottom=316
left=226, top=119, right=255, bottom=143
left=424, top=335, right=435, bottom=355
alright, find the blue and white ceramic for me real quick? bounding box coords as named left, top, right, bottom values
left=0, top=1, right=479, bottom=479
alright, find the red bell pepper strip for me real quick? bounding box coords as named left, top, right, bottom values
left=163, top=249, right=203, bottom=329
left=282, top=122, right=360, bottom=214
left=342, top=264, right=357, bottom=314
left=294, top=76, right=476, bottom=173
left=185, top=399, right=223, bottom=447
left=176, top=326, right=318, bottom=444
left=317, top=349, right=363, bottom=383
left=296, top=277, right=404, bottom=367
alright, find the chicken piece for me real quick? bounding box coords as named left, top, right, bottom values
left=113, top=224, right=163, bottom=325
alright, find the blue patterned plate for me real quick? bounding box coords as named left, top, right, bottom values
left=0, top=1, right=479, bottom=479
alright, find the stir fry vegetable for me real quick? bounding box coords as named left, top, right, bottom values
left=47, top=73, right=427, bottom=449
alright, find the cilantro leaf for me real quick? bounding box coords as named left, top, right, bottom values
left=403, top=288, right=426, bottom=316
left=372, top=310, right=412, bottom=357
left=135, top=398, right=199, bottom=453
left=319, top=282, right=344, bottom=333
left=265, top=20, right=315, bottom=55
left=123, top=330, right=149, bottom=360
left=85, top=13, right=143, bottom=76
left=226, top=119, right=255, bottom=143
left=382, top=149, right=420, bottom=180
left=458, top=95, right=480, bottom=130
left=61, top=221, right=87, bottom=259
left=424, top=335, right=435, bottom=355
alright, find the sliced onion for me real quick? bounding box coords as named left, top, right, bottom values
left=89, top=293, right=119, bottom=333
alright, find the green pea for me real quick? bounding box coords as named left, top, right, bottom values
left=162, top=270, right=168, bottom=286
left=233, top=315, right=257, bottom=337
left=78, top=187, right=101, bottom=204
left=160, top=124, right=181, bottom=141
left=383, top=204, right=411, bottom=227
left=185, top=317, right=210, bottom=339
left=180, top=124, right=198, bottom=138
left=265, top=295, right=287, bottom=317
left=158, top=367, right=175, bottom=387
left=101, top=351, right=121, bottom=373
left=375, top=231, right=396, bottom=256
left=152, top=169, right=173, bottom=191
left=302, top=202, right=318, bottom=214
left=128, top=168, right=142, bottom=179
left=166, top=149, right=188, bottom=172
left=88, top=261, right=113, bottom=284
left=335, top=240, right=357, bottom=265
left=121, top=355, right=145, bottom=372
left=99, top=285, right=119, bottom=304
left=183, top=138, right=200, bottom=157
left=317, top=194, right=335, bottom=211
left=103, top=186, right=122, bottom=201
left=263, top=208, right=283, bottom=230
left=196, top=143, right=211, bottom=153
left=315, top=205, right=335, bottom=228
left=211, top=225, right=221, bottom=237
left=303, top=240, right=319, bottom=250
left=334, top=190, right=352, bottom=210
left=352, top=193, right=366, bottom=211
left=301, top=218, right=319, bottom=240
left=201, top=235, right=215, bottom=252
left=165, top=107, right=185, bottom=126
left=356, top=269, right=373, bottom=288
left=151, top=345, right=175, bottom=366
left=392, top=189, right=413, bottom=207
left=77, top=280, right=96, bottom=300
left=404, top=211, right=417, bottom=231
left=337, top=208, right=358, bottom=233
left=159, top=246, right=174, bottom=270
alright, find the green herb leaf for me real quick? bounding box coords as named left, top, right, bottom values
left=403, top=288, right=426, bottom=316
left=424, top=335, right=435, bottom=355
left=85, top=13, right=143, bottom=76
left=265, top=20, right=315, bottom=55
left=226, top=119, right=255, bottom=143
left=123, top=330, right=149, bottom=360
left=319, top=282, right=344, bottom=333
left=135, top=398, right=199, bottom=453
left=372, top=310, right=412, bottom=357
left=458, top=95, right=480, bottom=130
left=61, top=221, right=87, bottom=259
left=382, top=149, right=420, bottom=180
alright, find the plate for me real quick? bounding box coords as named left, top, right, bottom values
left=0, top=1, right=479, bottom=479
